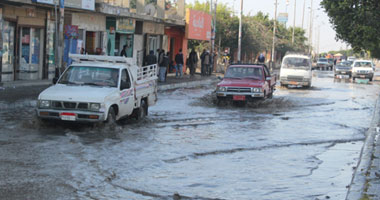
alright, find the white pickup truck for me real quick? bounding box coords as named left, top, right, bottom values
left=36, top=54, right=158, bottom=123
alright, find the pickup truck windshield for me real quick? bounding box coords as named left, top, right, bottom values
left=58, top=66, right=119, bottom=87
left=225, top=67, right=263, bottom=80
left=354, top=62, right=372, bottom=68
left=283, top=57, right=310, bottom=69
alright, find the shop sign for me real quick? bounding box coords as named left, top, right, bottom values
left=117, top=19, right=135, bottom=34
left=186, top=9, right=212, bottom=41
left=32, top=0, right=94, bottom=11
left=64, top=25, right=79, bottom=39
left=32, top=0, right=55, bottom=4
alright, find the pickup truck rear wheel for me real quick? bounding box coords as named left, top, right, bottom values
left=268, top=87, right=274, bottom=99
left=136, top=100, right=147, bottom=120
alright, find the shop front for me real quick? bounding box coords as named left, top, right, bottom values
left=165, top=26, right=186, bottom=73
left=72, top=13, right=106, bottom=55
left=115, top=18, right=135, bottom=57
left=1, top=5, right=47, bottom=81
left=142, top=22, right=165, bottom=64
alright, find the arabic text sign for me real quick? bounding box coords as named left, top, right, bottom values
left=186, top=9, right=212, bottom=41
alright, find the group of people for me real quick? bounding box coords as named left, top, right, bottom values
left=139, top=48, right=214, bottom=82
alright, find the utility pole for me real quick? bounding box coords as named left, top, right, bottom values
left=308, top=0, right=313, bottom=54
left=292, top=0, right=296, bottom=44
left=58, top=0, right=65, bottom=76
left=214, top=0, right=217, bottom=71
left=210, top=0, right=217, bottom=72
left=237, top=0, right=243, bottom=63
left=301, top=0, right=305, bottom=29
left=271, top=0, right=278, bottom=70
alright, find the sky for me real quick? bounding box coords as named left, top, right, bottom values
left=186, top=0, right=349, bottom=53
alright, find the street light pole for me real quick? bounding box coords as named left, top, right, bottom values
left=309, top=0, right=313, bottom=54
left=271, top=0, right=278, bottom=70
left=292, top=0, right=296, bottom=44
left=237, top=0, right=243, bottom=63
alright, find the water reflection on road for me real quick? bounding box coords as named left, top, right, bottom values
left=0, top=71, right=379, bottom=200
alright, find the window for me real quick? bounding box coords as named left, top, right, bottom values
left=121, top=69, right=131, bottom=89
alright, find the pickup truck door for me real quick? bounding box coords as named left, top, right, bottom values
left=119, top=69, right=135, bottom=117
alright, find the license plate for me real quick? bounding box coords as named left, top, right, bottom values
left=60, top=112, right=76, bottom=121
left=360, top=75, right=366, bottom=78
left=289, top=81, right=299, bottom=85
left=233, top=95, right=246, bottom=101
left=341, top=72, right=346, bottom=74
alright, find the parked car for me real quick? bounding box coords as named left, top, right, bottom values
left=36, top=54, right=158, bottom=123
left=279, top=54, right=312, bottom=88
left=215, top=64, right=276, bottom=103
left=334, top=61, right=352, bottom=77
left=316, top=58, right=330, bottom=70
left=351, top=60, right=375, bottom=81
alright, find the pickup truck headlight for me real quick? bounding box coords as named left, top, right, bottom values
left=251, top=88, right=262, bottom=93
left=217, top=86, right=227, bottom=92
left=90, top=103, right=101, bottom=111
left=39, top=100, right=51, bottom=108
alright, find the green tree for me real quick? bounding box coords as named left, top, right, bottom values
left=321, top=0, right=380, bottom=58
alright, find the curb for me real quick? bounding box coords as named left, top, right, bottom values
left=158, top=78, right=218, bottom=91
left=346, top=95, right=380, bottom=200
left=0, top=80, right=52, bottom=89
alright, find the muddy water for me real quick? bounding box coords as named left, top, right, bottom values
left=0, top=71, right=379, bottom=200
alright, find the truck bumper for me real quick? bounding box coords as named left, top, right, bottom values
left=36, top=109, right=105, bottom=122
left=352, top=73, right=374, bottom=79
left=216, top=92, right=265, bottom=100
left=280, top=80, right=310, bottom=86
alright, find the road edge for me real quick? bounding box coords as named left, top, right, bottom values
left=346, top=94, right=380, bottom=200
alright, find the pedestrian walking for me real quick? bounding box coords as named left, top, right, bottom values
left=120, top=45, right=127, bottom=57
left=189, top=48, right=198, bottom=76
left=203, top=50, right=211, bottom=76
left=200, top=49, right=207, bottom=76
left=175, top=49, right=184, bottom=78
left=258, top=53, right=265, bottom=63
left=159, top=50, right=168, bottom=82
left=145, top=50, right=157, bottom=65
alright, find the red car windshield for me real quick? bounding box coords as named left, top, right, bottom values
left=225, top=67, right=263, bottom=80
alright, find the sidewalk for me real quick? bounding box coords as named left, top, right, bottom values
left=346, top=94, right=380, bottom=200
left=0, top=73, right=218, bottom=91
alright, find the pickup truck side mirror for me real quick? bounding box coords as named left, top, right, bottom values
left=52, top=77, right=58, bottom=84
left=266, top=77, right=272, bottom=81
left=120, top=80, right=131, bottom=90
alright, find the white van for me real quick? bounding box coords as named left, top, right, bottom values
left=279, top=54, right=312, bottom=88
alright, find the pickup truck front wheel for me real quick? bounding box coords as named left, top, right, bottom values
left=106, top=107, right=117, bottom=125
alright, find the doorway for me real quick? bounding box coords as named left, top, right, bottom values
left=19, top=27, right=44, bottom=80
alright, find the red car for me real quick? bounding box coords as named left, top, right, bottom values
left=216, top=64, right=276, bottom=103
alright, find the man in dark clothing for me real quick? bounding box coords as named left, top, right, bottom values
left=188, top=48, right=198, bottom=76
left=145, top=50, right=157, bottom=65
left=200, top=49, right=207, bottom=76
left=120, top=45, right=127, bottom=57
left=175, top=49, right=184, bottom=78
left=158, top=50, right=167, bottom=82
left=203, top=51, right=211, bottom=76
left=258, top=53, right=265, bottom=63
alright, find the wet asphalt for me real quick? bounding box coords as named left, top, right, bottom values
left=0, top=71, right=379, bottom=200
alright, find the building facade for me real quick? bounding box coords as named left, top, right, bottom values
left=0, top=0, right=186, bottom=83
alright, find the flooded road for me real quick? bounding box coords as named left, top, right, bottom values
left=0, top=71, right=379, bottom=200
